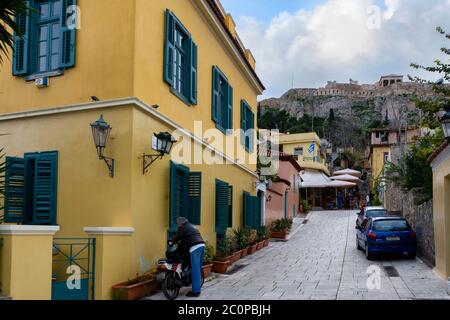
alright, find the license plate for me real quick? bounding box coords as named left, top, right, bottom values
left=386, top=237, right=400, bottom=241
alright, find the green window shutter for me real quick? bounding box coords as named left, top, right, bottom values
left=226, top=84, right=233, bottom=130
left=60, top=0, right=76, bottom=68
left=227, top=185, right=233, bottom=228
left=3, top=157, right=27, bottom=223
left=240, top=100, right=246, bottom=147
left=215, top=179, right=229, bottom=233
left=189, top=40, right=198, bottom=105
left=248, top=108, right=255, bottom=153
left=252, top=196, right=260, bottom=228
left=28, top=152, right=58, bottom=225
left=243, top=192, right=250, bottom=229
left=169, top=161, right=189, bottom=233
left=12, top=2, right=30, bottom=76
left=164, top=10, right=176, bottom=86
left=211, top=66, right=219, bottom=123
left=188, top=171, right=201, bottom=225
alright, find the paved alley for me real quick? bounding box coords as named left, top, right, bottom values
left=147, top=210, right=450, bottom=300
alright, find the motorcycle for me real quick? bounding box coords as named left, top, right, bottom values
left=156, top=240, right=205, bottom=300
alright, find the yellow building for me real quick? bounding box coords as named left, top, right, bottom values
left=428, top=140, right=450, bottom=280
left=0, top=0, right=264, bottom=300
left=278, top=132, right=330, bottom=175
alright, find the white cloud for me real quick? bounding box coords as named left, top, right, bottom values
left=234, top=0, right=450, bottom=99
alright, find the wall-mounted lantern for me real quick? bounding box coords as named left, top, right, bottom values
left=90, top=115, right=115, bottom=177
left=142, top=132, right=177, bottom=174
left=440, top=101, right=450, bottom=141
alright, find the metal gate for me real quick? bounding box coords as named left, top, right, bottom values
left=51, top=238, right=96, bottom=300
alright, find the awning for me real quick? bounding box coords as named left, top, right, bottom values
left=326, top=180, right=356, bottom=187
left=333, top=168, right=362, bottom=177
left=299, top=169, right=330, bottom=188
left=330, top=174, right=361, bottom=182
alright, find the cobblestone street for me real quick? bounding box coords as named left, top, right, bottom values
left=147, top=210, right=450, bottom=300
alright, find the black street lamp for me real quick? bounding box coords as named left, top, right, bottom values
left=90, top=115, right=115, bottom=177
left=440, top=101, right=450, bottom=141
left=142, top=132, right=177, bottom=174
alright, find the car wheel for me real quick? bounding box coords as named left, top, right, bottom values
left=365, top=243, right=374, bottom=260
left=407, top=252, right=416, bottom=259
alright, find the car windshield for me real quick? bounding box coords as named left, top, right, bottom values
left=372, top=220, right=410, bottom=232
left=366, top=210, right=388, bottom=218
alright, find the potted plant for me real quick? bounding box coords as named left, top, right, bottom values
left=228, top=236, right=241, bottom=264
left=202, top=241, right=214, bottom=278
left=301, top=199, right=310, bottom=213
left=212, top=237, right=232, bottom=274
left=258, top=225, right=270, bottom=247
left=256, top=227, right=266, bottom=250
left=232, top=228, right=248, bottom=258
left=247, top=230, right=258, bottom=254
left=270, top=219, right=288, bottom=239
left=111, top=270, right=157, bottom=300
left=240, top=228, right=251, bottom=258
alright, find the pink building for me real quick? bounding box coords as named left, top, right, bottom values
left=264, top=153, right=302, bottom=224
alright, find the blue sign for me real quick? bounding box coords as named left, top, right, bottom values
left=308, top=143, right=315, bottom=154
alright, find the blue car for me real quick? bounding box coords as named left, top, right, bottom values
left=356, top=217, right=417, bottom=260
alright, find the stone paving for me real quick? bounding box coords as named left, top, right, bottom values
left=147, top=210, right=450, bottom=300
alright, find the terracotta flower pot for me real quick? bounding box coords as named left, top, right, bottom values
left=263, top=239, right=269, bottom=247
left=247, top=244, right=257, bottom=255
left=202, top=264, right=213, bottom=278
left=256, top=241, right=264, bottom=250
left=270, top=229, right=287, bottom=239
left=212, top=260, right=230, bottom=273
left=216, top=255, right=233, bottom=262
left=240, top=248, right=248, bottom=258
left=111, top=278, right=157, bottom=300
left=230, top=251, right=241, bottom=264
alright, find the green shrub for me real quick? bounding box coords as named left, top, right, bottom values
left=301, top=199, right=310, bottom=213
left=203, top=241, right=214, bottom=265
left=232, top=228, right=249, bottom=250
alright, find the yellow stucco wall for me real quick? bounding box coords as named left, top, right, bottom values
left=431, top=153, right=450, bottom=280
left=0, top=0, right=262, bottom=299
left=0, top=235, right=53, bottom=300
left=371, top=146, right=390, bottom=185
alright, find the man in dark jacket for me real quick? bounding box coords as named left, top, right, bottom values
left=172, top=217, right=205, bottom=297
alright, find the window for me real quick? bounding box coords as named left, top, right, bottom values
left=212, top=66, right=233, bottom=133
left=12, top=0, right=76, bottom=76
left=169, top=162, right=202, bottom=236
left=240, top=100, right=254, bottom=152
left=4, top=151, right=58, bottom=225
left=294, top=147, right=303, bottom=156
left=243, top=192, right=260, bottom=230
left=164, top=10, right=197, bottom=105
left=215, top=179, right=232, bottom=235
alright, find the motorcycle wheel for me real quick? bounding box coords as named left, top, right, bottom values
left=162, top=273, right=180, bottom=300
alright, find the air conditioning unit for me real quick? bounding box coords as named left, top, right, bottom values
left=35, top=77, right=49, bottom=88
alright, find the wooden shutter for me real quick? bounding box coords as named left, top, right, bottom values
left=189, top=40, right=198, bottom=105
left=3, top=157, right=27, bottom=223
left=226, top=84, right=233, bottom=130
left=215, top=180, right=229, bottom=232
left=240, top=100, right=247, bottom=148
left=227, top=185, right=233, bottom=228
left=248, top=108, right=255, bottom=152
left=12, top=2, right=30, bottom=76
left=211, top=66, right=220, bottom=123
left=28, top=152, right=58, bottom=225
left=60, top=0, right=76, bottom=68
left=188, top=171, right=201, bottom=225
left=164, top=10, right=176, bottom=86
left=243, top=192, right=250, bottom=229
left=169, top=161, right=189, bottom=233
left=243, top=192, right=260, bottom=229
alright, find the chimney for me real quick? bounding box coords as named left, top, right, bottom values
left=224, top=14, right=236, bottom=37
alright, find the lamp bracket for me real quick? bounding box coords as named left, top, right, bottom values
left=142, top=153, right=164, bottom=174
left=100, top=156, right=115, bottom=178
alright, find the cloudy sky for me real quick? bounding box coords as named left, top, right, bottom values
left=220, top=0, right=450, bottom=99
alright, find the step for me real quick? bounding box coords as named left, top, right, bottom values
left=0, top=295, right=12, bottom=300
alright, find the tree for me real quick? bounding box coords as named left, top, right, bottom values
left=409, top=26, right=450, bottom=128
left=0, top=0, right=30, bottom=64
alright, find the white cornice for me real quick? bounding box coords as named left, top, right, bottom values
left=0, top=97, right=258, bottom=178
left=193, top=0, right=264, bottom=94
left=83, top=227, right=135, bottom=235
left=0, top=225, right=60, bottom=235
left=431, top=144, right=450, bottom=172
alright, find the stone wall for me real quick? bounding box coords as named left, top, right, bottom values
left=385, top=183, right=435, bottom=267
